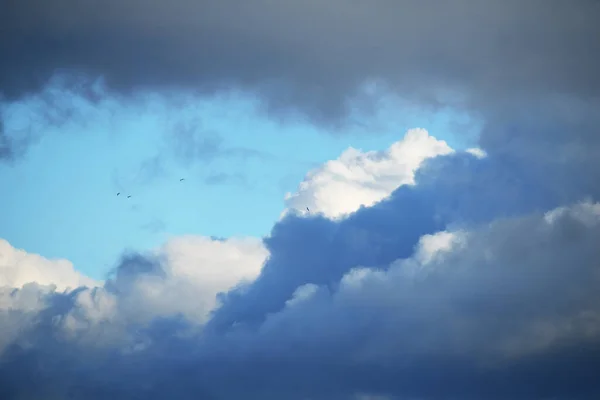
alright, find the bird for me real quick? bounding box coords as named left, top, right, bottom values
left=117, top=192, right=120, bottom=196
left=180, top=178, right=185, bottom=182
left=306, top=207, right=310, bottom=212
left=127, top=195, right=132, bottom=199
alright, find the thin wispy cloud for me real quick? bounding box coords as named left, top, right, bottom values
left=203, top=172, right=248, bottom=187
left=139, top=218, right=167, bottom=235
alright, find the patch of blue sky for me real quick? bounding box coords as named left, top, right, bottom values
left=0, top=80, right=479, bottom=279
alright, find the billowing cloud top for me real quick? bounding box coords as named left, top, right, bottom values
left=284, top=128, right=454, bottom=218
left=0, top=239, right=99, bottom=290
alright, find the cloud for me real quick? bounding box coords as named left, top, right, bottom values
left=64, top=235, right=268, bottom=341
left=0, top=239, right=99, bottom=291
left=204, top=172, right=248, bottom=186
left=283, top=128, right=455, bottom=218
left=264, top=201, right=600, bottom=360
left=139, top=218, right=167, bottom=234
left=465, top=147, right=487, bottom=159
left=0, top=234, right=269, bottom=399
left=478, top=96, right=600, bottom=202
left=169, top=120, right=275, bottom=168
left=0, top=240, right=100, bottom=365
left=222, top=201, right=600, bottom=399
left=2, top=196, right=600, bottom=398
left=0, top=120, right=10, bottom=160
left=2, top=1, right=599, bottom=117
left=0, top=235, right=268, bottom=343
left=0, top=115, right=36, bottom=163
left=132, top=235, right=268, bottom=324
left=0, top=134, right=12, bottom=161
left=0, top=76, right=277, bottom=165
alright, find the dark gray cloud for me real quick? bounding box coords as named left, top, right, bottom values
left=2, top=1, right=599, bottom=113
left=197, top=197, right=600, bottom=399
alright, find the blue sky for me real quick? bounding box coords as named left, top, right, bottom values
left=0, top=82, right=475, bottom=279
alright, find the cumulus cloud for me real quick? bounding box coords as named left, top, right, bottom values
left=284, top=128, right=454, bottom=218
left=269, top=201, right=600, bottom=359
left=0, top=239, right=99, bottom=291
left=0, top=235, right=268, bottom=353
left=2, top=196, right=600, bottom=399
left=119, top=235, right=268, bottom=324
left=237, top=201, right=600, bottom=399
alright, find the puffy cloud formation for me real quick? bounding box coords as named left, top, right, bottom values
left=114, top=236, right=269, bottom=325
left=284, top=128, right=455, bottom=218
left=0, top=239, right=99, bottom=290
left=0, top=235, right=268, bottom=352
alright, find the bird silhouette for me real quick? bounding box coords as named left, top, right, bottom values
left=117, top=192, right=120, bottom=196
left=180, top=178, right=185, bottom=181
left=127, top=195, right=132, bottom=199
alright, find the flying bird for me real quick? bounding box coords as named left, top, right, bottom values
left=180, top=178, right=185, bottom=181
left=306, top=207, right=310, bottom=212
left=117, top=192, right=120, bottom=196
left=127, top=195, right=132, bottom=199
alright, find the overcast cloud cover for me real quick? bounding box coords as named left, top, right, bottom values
left=2, top=0, right=600, bottom=399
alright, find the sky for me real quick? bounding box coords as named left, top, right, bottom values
left=0, top=82, right=474, bottom=279
left=1, top=1, right=600, bottom=399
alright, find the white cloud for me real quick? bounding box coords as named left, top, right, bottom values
left=412, top=230, right=464, bottom=265
left=114, top=235, right=269, bottom=325
left=465, top=147, right=487, bottom=158
left=0, top=235, right=269, bottom=352
left=283, top=128, right=453, bottom=219
left=0, top=239, right=100, bottom=291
